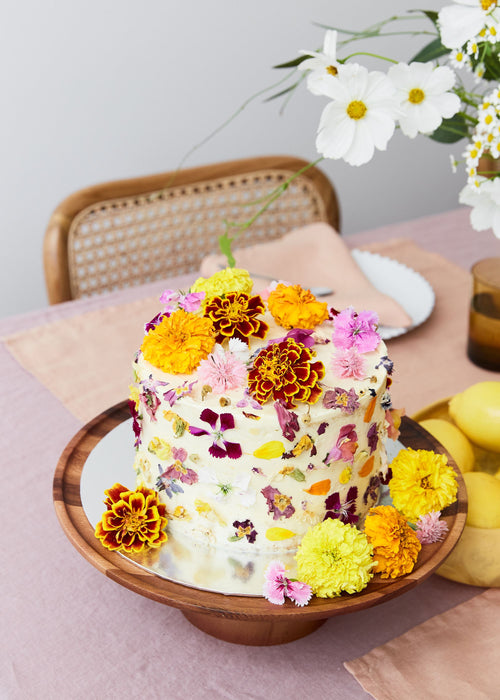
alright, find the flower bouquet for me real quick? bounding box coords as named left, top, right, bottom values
left=217, top=1, right=500, bottom=260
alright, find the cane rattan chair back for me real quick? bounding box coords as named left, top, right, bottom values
left=43, top=155, right=341, bottom=304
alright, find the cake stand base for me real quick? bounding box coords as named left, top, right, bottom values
left=182, top=610, right=326, bottom=645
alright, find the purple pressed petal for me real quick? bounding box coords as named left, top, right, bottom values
left=219, top=412, right=235, bottom=432
left=200, top=407, right=219, bottom=429
left=209, top=442, right=227, bottom=459
left=285, top=328, right=315, bottom=348
left=325, top=492, right=340, bottom=510
left=223, top=440, right=242, bottom=460
left=188, top=426, right=210, bottom=437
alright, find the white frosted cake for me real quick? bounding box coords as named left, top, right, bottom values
left=129, top=269, right=396, bottom=553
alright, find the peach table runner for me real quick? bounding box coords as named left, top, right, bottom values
left=344, top=587, right=500, bottom=700
left=4, top=237, right=498, bottom=423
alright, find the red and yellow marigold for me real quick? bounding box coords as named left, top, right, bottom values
left=204, top=292, right=269, bottom=344
left=95, top=483, right=168, bottom=553
left=248, top=338, right=325, bottom=408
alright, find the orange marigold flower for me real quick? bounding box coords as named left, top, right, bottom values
left=248, top=338, right=325, bottom=408
left=364, top=505, right=421, bottom=579
left=95, top=482, right=168, bottom=553
left=268, top=283, right=329, bottom=329
left=204, top=292, right=269, bottom=344
left=141, top=309, right=215, bottom=374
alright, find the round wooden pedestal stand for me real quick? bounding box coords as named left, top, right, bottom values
left=53, top=402, right=467, bottom=646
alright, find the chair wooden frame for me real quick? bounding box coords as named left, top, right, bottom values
left=43, top=155, right=340, bottom=304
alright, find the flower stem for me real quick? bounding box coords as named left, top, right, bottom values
left=219, top=157, right=325, bottom=267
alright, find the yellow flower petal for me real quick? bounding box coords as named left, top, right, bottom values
left=253, top=441, right=285, bottom=459
left=265, top=527, right=296, bottom=541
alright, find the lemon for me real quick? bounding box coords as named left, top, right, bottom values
left=448, top=381, right=500, bottom=453
left=418, top=418, right=475, bottom=473
left=463, top=472, right=500, bottom=528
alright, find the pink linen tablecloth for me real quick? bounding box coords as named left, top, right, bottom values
left=1, top=207, right=499, bottom=700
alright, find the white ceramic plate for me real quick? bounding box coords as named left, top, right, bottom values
left=352, top=249, right=435, bottom=340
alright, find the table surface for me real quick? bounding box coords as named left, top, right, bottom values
left=2, top=206, right=499, bottom=700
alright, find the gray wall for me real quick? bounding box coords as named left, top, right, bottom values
left=1, top=0, right=463, bottom=318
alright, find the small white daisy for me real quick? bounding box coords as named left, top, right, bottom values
left=315, top=63, right=400, bottom=166
left=388, top=61, right=460, bottom=138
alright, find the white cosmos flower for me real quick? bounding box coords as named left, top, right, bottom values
left=438, top=0, right=499, bottom=49
left=298, top=29, right=340, bottom=96
left=388, top=62, right=460, bottom=138
left=315, top=63, right=400, bottom=166
left=459, top=177, right=500, bottom=238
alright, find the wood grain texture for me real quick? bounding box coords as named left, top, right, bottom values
left=53, top=402, right=467, bottom=645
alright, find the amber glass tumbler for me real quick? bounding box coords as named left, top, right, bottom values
left=467, top=257, right=500, bottom=371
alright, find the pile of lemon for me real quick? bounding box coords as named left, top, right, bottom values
left=420, top=381, right=500, bottom=529
left=416, top=381, right=500, bottom=586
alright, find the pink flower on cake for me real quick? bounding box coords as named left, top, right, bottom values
left=332, top=347, right=367, bottom=380
left=326, top=424, right=358, bottom=464
left=197, top=344, right=247, bottom=394
left=274, top=401, right=300, bottom=441
left=263, top=560, right=312, bottom=606
left=332, top=307, right=380, bottom=353
left=323, top=387, right=360, bottom=414
left=159, top=289, right=205, bottom=314
left=261, top=485, right=296, bottom=520
left=163, top=379, right=197, bottom=407
left=162, top=447, right=199, bottom=485
left=188, top=408, right=242, bottom=459
left=139, top=375, right=168, bottom=421
left=415, top=510, right=449, bottom=544
left=367, top=423, right=379, bottom=454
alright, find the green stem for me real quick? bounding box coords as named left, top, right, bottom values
left=219, top=157, right=324, bottom=267
left=175, top=69, right=297, bottom=173
left=341, top=50, right=399, bottom=64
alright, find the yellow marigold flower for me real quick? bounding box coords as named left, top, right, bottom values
left=389, top=448, right=458, bottom=522
left=268, top=283, right=329, bottom=329
left=191, top=267, right=253, bottom=301
left=295, top=518, right=374, bottom=597
left=95, top=483, right=168, bottom=553
left=364, top=505, right=421, bottom=579
left=141, top=309, right=215, bottom=374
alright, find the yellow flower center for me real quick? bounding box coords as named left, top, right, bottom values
left=237, top=525, right=252, bottom=537
left=225, top=297, right=248, bottom=323
left=347, top=100, right=367, bottom=120
left=456, top=51, right=463, bottom=61
left=123, top=511, right=142, bottom=533
left=409, top=88, right=425, bottom=104
left=274, top=494, right=292, bottom=511
left=258, top=354, right=285, bottom=383
left=326, top=64, right=338, bottom=76
left=481, top=0, right=497, bottom=11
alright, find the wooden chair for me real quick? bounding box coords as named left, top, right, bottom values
left=43, top=155, right=341, bottom=304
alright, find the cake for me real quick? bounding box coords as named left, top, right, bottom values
left=129, top=268, right=396, bottom=554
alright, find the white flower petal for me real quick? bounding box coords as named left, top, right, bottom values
left=438, top=4, right=488, bottom=48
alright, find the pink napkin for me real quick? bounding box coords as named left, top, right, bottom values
left=344, top=587, right=500, bottom=700
left=200, top=222, right=413, bottom=328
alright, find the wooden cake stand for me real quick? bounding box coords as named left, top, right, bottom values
left=53, top=401, right=467, bottom=646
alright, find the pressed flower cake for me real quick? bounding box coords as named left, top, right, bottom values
left=129, top=270, right=398, bottom=554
